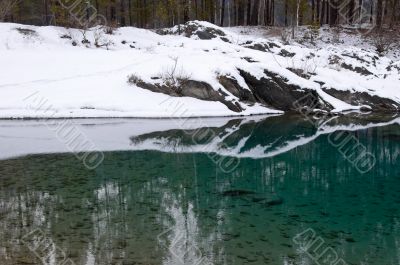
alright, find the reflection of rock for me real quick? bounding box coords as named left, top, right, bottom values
left=130, top=113, right=400, bottom=159
left=265, top=198, right=284, bottom=207
left=222, top=190, right=256, bottom=197
left=251, top=197, right=284, bottom=206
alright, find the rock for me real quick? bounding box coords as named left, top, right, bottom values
left=241, top=40, right=280, bottom=52
left=341, top=63, right=373, bottom=76
left=196, top=29, right=216, bottom=40
left=135, top=79, right=243, bottom=112
left=387, top=63, right=400, bottom=72
left=279, top=49, right=296, bottom=57
left=322, top=87, right=400, bottom=112
left=329, top=54, right=342, bottom=65
left=342, top=52, right=369, bottom=64
left=242, top=42, right=270, bottom=52
left=241, top=57, right=259, bottom=63
left=156, top=21, right=227, bottom=40
left=15, top=27, right=37, bottom=37
left=239, top=69, right=332, bottom=112
left=180, top=80, right=243, bottom=112
left=268, top=42, right=281, bottom=49
left=220, top=37, right=231, bottom=43
left=180, top=80, right=219, bottom=99
left=218, top=75, right=257, bottom=103
left=287, top=67, right=313, bottom=79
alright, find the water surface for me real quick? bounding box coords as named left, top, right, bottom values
left=0, top=114, right=399, bottom=265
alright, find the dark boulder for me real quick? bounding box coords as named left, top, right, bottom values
left=156, top=21, right=227, bottom=40
left=135, top=79, right=243, bottom=112
left=242, top=42, right=270, bottom=52
left=279, top=49, right=296, bottom=58
left=238, top=69, right=332, bottom=112
left=341, top=63, right=374, bottom=76
left=218, top=75, right=257, bottom=103
left=322, top=88, right=400, bottom=112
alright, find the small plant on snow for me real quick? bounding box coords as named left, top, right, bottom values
left=94, top=27, right=114, bottom=49
left=79, top=28, right=90, bottom=45
left=159, top=56, right=191, bottom=94
left=145, top=45, right=155, bottom=53
left=288, top=56, right=318, bottom=79
left=60, top=29, right=74, bottom=41
left=331, top=26, right=342, bottom=44
left=280, top=28, right=292, bottom=45
left=104, top=21, right=117, bottom=35
left=370, top=30, right=399, bottom=56
left=127, top=73, right=143, bottom=85
left=308, top=22, right=320, bottom=45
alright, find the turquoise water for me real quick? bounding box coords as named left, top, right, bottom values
left=0, top=115, right=399, bottom=265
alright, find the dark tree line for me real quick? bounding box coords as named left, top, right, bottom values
left=1, top=0, right=399, bottom=29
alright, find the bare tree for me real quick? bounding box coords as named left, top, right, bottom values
left=376, top=0, right=384, bottom=28
left=0, top=0, right=19, bottom=21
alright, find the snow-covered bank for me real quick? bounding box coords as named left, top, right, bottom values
left=0, top=21, right=399, bottom=118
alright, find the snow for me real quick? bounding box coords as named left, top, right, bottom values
left=0, top=22, right=399, bottom=118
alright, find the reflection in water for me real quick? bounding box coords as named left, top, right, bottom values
left=0, top=114, right=399, bottom=265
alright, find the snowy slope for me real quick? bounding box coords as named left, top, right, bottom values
left=0, top=21, right=399, bottom=118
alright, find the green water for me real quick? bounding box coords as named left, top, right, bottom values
left=0, top=115, right=400, bottom=265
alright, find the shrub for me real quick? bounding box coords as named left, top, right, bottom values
left=159, top=56, right=191, bottom=94
left=94, top=27, right=114, bottom=49
left=280, top=29, right=292, bottom=45
left=370, top=29, right=399, bottom=56
left=127, top=74, right=143, bottom=85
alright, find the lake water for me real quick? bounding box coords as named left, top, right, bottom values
left=0, top=114, right=399, bottom=265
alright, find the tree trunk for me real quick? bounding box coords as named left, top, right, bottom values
left=349, top=0, right=355, bottom=23
left=220, top=0, right=226, bottom=26
left=128, top=0, right=132, bottom=26
left=250, top=0, right=260, bottom=25
left=246, top=0, right=251, bottom=25
left=312, top=0, right=315, bottom=23
left=284, top=0, right=288, bottom=26
left=320, top=0, right=325, bottom=25
left=238, top=0, right=245, bottom=25
left=120, top=0, right=126, bottom=26
left=271, top=0, right=274, bottom=25
left=389, top=0, right=398, bottom=28
left=183, top=0, right=190, bottom=22
left=376, top=0, right=383, bottom=28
